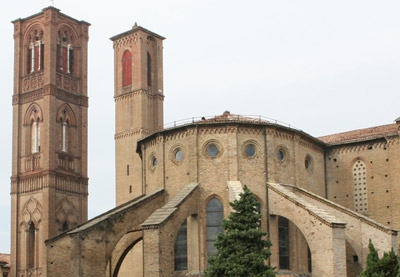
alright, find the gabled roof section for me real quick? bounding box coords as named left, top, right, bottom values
left=12, top=6, right=90, bottom=25
left=142, top=183, right=199, bottom=227
left=110, top=23, right=165, bottom=41
left=319, top=123, right=399, bottom=145
left=46, top=189, right=165, bottom=243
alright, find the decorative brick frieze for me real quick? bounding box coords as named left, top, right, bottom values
left=114, top=128, right=150, bottom=140
left=10, top=171, right=88, bottom=195
left=114, top=88, right=165, bottom=102
left=13, top=85, right=88, bottom=106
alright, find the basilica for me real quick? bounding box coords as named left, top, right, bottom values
left=9, top=7, right=400, bottom=277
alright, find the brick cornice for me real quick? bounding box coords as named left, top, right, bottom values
left=114, top=89, right=164, bottom=103
left=11, top=170, right=88, bottom=195
left=13, top=85, right=88, bottom=106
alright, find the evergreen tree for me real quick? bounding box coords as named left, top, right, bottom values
left=205, top=185, right=275, bottom=277
left=360, top=239, right=400, bottom=277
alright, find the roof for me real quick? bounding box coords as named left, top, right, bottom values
left=199, top=110, right=271, bottom=124
left=12, top=6, right=90, bottom=26
left=136, top=111, right=325, bottom=154
left=110, top=23, right=165, bottom=41
left=319, top=123, right=399, bottom=145
left=163, top=111, right=300, bottom=130
left=0, top=253, right=10, bottom=268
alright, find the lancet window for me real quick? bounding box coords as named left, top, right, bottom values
left=174, top=219, right=188, bottom=271
left=206, top=198, right=224, bottom=256
left=28, top=221, right=36, bottom=269
left=25, top=104, right=42, bottom=155
left=27, top=29, right=44, bottom=74
left=57, top=29, right=74, bottom=74
left=122, top=50, right=132, bottom=86
left=57, top=104, right=76, bottom=153
left=353, top=159, right=368, bottom=213
left=147, top=52, right=152, bottom=86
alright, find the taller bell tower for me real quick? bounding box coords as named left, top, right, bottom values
left=10, top=7, right=90, bottom=276
left=111, top=24, right=165, bottom=205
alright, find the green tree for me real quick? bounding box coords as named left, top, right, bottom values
left=205, top=185, right=275, bottom=277
left=360, top=239, right=400, bottom=277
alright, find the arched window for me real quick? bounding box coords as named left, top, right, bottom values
left=57, top=104, right=76, bottom=154
left=278, top=216, right=290, bottom=270
left=353, top=160, right=368, bottom=213
left=25, top=104, right=42, bottom=155
left=122, top=50, right=132, bottom=87
left=57, top=29, right=74, bottom=74
left=61, top=120, right=69, bottom=152
left=31, top=118, right=40, bottom=153
left=27, top=29, right=44, bottom=74
left=206, top=198, right=224, bottom=256
left=28, top=221, right=35, bottom=269
left=174, top=219, right=188, bottom=271
left=147, top=52, right=152, bottom=86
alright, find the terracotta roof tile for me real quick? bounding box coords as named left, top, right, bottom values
left=319, top=123, right=399, bottom=145
left=0, top=253, right=10, bottom=267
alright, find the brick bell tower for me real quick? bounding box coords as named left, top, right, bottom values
left=10, top=7, right=90, bottom=276
left=111, top=24, right=165, bottom=205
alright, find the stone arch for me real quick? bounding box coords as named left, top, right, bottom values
left=24, top=23, right=45, bottom=45
left=24, top=103, right=43, bottom=124
left=268, top=183, right=347, bottom=276
left=140, top=184, right=200, bottom=276
left=56, top=103, right=76, bottom=125
left=204, top=194, right=225, bottom=210
left=57, top=24, right=79, bottom=46
left=108, top=229, right=143, bottom=277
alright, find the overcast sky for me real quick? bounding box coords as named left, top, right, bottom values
left=0, top=0, right=399, bottom=253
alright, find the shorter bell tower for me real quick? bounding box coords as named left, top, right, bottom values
left=111, top=24, right=165, bottom=205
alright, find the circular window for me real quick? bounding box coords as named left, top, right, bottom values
left=277, top=149, right=285, bottom=161
left=170, top=145, right=185, bottom=165
left=245, top=144, right=256, bottom=158
left=152, top=156, right=157, bottom=167
left=149, top=153, right=158, bottom=171
left=305, top=154, right=314, bottom=172
left=207, top=143, right=219, bottom=158
left=175, top=149, right=183, bottom=161
left=276, top=146, right=289, bottom=166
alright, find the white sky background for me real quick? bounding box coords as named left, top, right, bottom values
left=0, top=0, right=399, bottom=253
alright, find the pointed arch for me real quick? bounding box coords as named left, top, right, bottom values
left=122, top=50, right=132, bottom=87
left=206, top=197, right=224, bottom=256
left=24, top=103, right=43, bottom=154
left=56, top=104, right=76, bottom=153
left=352, top=159, right=368, bottom=214
left=56, top=197, right=78, bottom=231
left=25, top=24, right=45, bottom=74
left=174, top=219, right=188, bottom=271
left=20, top=197, right=42, bottom=228
left=57, top=25, right=78, bottom=74
left=24, top=103, right=43, bottom=124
